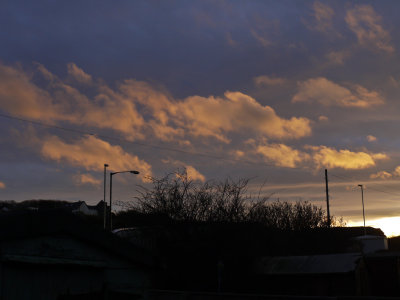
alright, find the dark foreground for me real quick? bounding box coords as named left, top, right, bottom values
left=0, top=209, right=399, bottom=299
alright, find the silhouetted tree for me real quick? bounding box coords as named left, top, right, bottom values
left=247, top=199, right=325, bottom=230
left=132, top=170, right=332, bottom=230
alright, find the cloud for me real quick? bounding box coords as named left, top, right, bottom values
left=0, top=62, right=312, bottom=144
left=41, top=135, right=152, bottom=182
left=178, top=91, right=312, bottom=142
left=307, top=145, right=388, bottom=170
left=74, top=173, right=102, bottom=186
left=251, top=29, right=271, bottom=47
left=292, top=77, right=384, bottom=108
left=233, top=150, right=245, bottom=158
left=0, top=182, right=5, bottom=189
left=256, top=143, right=309, bottom=168
left=318, top=115, right=328, bottom=122
left=80, top=83, right=146, bottom=140
left=370, top=171, right=392, bottom=180
left=67, top=63, right=92, bottom=84
left=325, top=50, right=350, bottom=65
left=226, top=32, right=237, bottom=47
left=371, top=166, right=400, bottom=179
left=254, top=75, right=286, bottom=86
left=0, top=63, right=65, bottom=121
left=345, top=5, right=394, bottom=53
left=306, top=1, right=335, bottom=33
left=36, top=63, right=56, bottom=81
left=185, top=165, right=206, bottom=182
left=367, top=135, right=377, bottom=142
left=0, top=63, right=146, bottom=140
left=162, top=159, right=205, bottom=182
left=393, top=166, right=400, bottom=177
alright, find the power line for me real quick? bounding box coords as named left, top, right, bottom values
left=332, top=172, right=396, bottom=191
left=0, top=113, right=305, bottom=170
left=330, top=173, right=400, bottom=197
left=6, top=112, right=398, bottom=198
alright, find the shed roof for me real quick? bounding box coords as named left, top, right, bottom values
left=255, top=253, right=361, bottom=275
left=0, top=210, right=156, bottom=268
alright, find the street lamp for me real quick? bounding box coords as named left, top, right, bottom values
left=109, top=170, right=140, bottom=231
left=358, top=184, right=366, bottom=235
left=103, top=164, right=109, bottom=230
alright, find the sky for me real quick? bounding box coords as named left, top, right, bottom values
left=2, top=0, right=400, bottom=235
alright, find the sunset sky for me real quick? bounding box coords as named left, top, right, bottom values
left=2, top=1, right=400, bottom=235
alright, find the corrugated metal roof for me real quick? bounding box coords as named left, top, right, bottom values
left=255, top=253, right=361, bottom=275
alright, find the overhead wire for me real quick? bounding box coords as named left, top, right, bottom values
left=330, top=173, right=400, bottom=197
left=0, top=112, right=308, bottom=171
left=5, top=112, right=399, bottom=199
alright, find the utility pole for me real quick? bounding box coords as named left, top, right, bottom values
left=103, top=164, right=109, bottom=230
left=109, top=172, right=113, bottom=231
left=358, top=184, right=366, bottom=235
left=325, top=169, right=331, bottom=227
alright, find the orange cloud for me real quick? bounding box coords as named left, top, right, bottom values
left=0, top=62, right=312, bottom=144
left=254, top=75, right=286, bottom=86
left=74, top=173, right=101, bottom=186
left=325, top=50, right=350, bottom=65
left=318, top=115, right=328, bottom=122
left=0, top=63, right=65, bottom=121
left=67, top=63, right=92, bottom=84
left=370, top=166, right=400, bottom=179
left=162, top=159, right=206, bottom=182
left=292, top=77, right=384, bottom=108
left=367, top=135, right=377, bottom=142
left=307, top=145, right=388, bottom=169
left=80, top=84, right=146, bottom=140
left=0, top=181, right=5, bottom=189
left=257, top=143, right=309, bottom=168
left=251, top=29, right=271, bottom=47
left=232, top=150, right=245, bottom=158
left=185, top=166, right=206, bottom=182
left=345, top=5, right=394, bottom=53
left=178, top=92, right=311, bottom=141
left=41, top=135, right=152, bottom=182
left=370, top=171, right=392, bottom=180
left=306, top=1, right=335, bottom=33
left=392, top=166, right=400, bottom=177
left=0, top=63, right=146, bottom=140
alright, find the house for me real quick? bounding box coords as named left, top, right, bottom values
left=0, top=210, right=156, bottom=299
left=66, top=201, right=95, bottom=216
left=87, top=200, right=108, bottom=217
left=64, top=200, right=108, bottom=217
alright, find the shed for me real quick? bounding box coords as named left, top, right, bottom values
left=252, top=253, right=368, bottom=296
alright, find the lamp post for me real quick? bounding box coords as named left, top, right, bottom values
left=103, top=164, right=109, bottom=230
left=358, top=184, right=366, bottom=235
left=109, top=170, right=140, bottom=231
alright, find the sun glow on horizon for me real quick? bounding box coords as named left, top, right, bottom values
left=347, top=217, right=400, bottom=237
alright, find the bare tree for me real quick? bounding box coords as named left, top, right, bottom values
left=133, top=170, right=332, bottom=229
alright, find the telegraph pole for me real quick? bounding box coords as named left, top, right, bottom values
left=325, top=169, right=331, bottom=227
left=358, top=184, right=366, bottom=235
left=103, top=164, right=109, bottom=229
